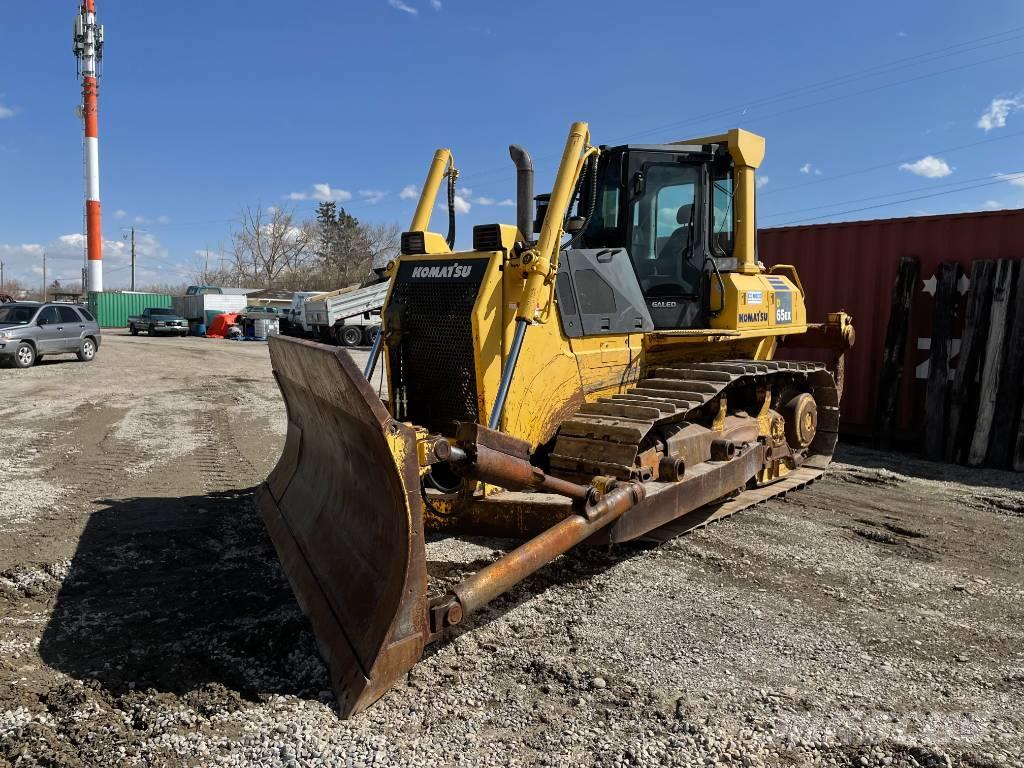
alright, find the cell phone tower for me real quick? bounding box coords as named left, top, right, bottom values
left=73, top=1, right=105, bottom=292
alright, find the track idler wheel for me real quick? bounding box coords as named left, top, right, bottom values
left=783, top=393, right=818, bottom=449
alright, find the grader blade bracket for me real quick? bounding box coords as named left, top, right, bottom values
left=257, top=335, right=429, bottom=718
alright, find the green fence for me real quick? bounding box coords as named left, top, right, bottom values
left=87, top=291, right=172, bottom=329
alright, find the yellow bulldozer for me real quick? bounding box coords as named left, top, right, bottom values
left=257, top=122, right=854, bottom=718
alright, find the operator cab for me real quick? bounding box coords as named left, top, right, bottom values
left=554, top=142, right=737, bottom=332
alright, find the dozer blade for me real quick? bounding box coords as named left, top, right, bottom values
left=257, top=335, right=428, bottom=718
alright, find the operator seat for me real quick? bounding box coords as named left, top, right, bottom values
left=648, top=204, right=701, bottom=296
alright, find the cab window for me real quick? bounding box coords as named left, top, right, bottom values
left=37, top=307, right=60, bottom=326
left=712, top=172, right=735, bottom=256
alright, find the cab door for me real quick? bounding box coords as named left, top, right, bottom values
left=57, top=305, right=87, bottom=350
left=624, top=154, right=709, bottom=330
left=34, top=307, right=65, bottom=353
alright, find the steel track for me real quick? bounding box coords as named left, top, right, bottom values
left=547, top=360, right=840, bottom=539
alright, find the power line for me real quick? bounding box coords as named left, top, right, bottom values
left=763, top=170, right=1024, bottom=220
left=155, top=27, right=1024, bottom=236
left=762, top=129, right=1024, bottom=197
left=447, top=26, right=1024, bottom=189
left=774, top=175, right=1023, bottom=226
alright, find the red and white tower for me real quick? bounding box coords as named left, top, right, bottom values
left=73, top=1, right=104, bottom=292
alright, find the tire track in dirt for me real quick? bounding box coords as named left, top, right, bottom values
left=54, top=404, right=135, bottom=502
left=192, top=389, right=259, bottom=495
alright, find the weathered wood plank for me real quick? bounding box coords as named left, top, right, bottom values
left=923, top=262, right=959, bottom=461
left=946, top=260, right=995, bottom=463
left=875, top=256, right=920, bottom=449
left=968, top=260, right=1015, bottom=466
left=988, top=261, right=1024, bottom=469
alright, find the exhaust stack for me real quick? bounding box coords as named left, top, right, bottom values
left=508, top=144, right=533, bottom=241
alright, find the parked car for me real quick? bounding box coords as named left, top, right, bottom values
left=0, top=301, right=101, bottom=368
left=128, top=307, right=189, bottom=336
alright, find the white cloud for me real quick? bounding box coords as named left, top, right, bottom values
left=897, top=31, right=908, bottom=38
left=993, top=171, right=1024, bottom=188
left=358, top=189, right=387, bottom=204
left=388, top=0, right=418, bottom=14
left=134, top=215, right=148, bottom=224
left=475, top=196, right=496, bottom=205
left=114, top=209, right=127, bottom=219
left=977, top=96, right=1022, bottom=132
left=983, top=200, right=1003, bottom=210
left=0, top=103, right=14, bottom=119
left=430, top=0, right=442, bottom=8
left=0, top=231, right=174, bottom=288
left=156, top=215, right=170, bottom=224
left=287, top=183, right=352, bottom=202
left=267, top=205, right=279, bottom=214
left=756, top=175, right=770, bottom=189
left=899, top=155, right=953, bottom=178
left=439, top=195, right=471, bottom=214
left=399, top=184, right=419, bottom=200
left=498, top=199, right=515, bottom=207
left=799, top=163, right=822, bottom=176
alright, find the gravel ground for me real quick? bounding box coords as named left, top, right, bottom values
left=1, top=333, right=1023, bottom=767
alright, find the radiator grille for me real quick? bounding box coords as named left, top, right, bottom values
left=387, top=259, right=487, bottom=433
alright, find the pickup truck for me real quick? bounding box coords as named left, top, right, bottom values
left=128, top=307, right=189, bottom=336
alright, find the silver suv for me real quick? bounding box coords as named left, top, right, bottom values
left=0, top=302, right=102, bottom=368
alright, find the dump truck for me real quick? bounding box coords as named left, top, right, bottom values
left=303, top=280, right=388, bottom=346
left=257, top=122, right=854, bottom=718
left=280, top=291, right=325, bottom=337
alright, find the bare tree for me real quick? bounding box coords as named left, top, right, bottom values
left=229, top=205, right=315, bottom=289
left=189, top=204, right=399, bottom=292
left=364, top=222, right=401, bottom=274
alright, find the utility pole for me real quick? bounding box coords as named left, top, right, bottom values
left=42, top=252, right=47, bottom=302
left=130, top=225, right=136, bottom=291
left=0, top=260, right=4, bottom=291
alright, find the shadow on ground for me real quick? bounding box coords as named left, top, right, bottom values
left=39, top=488, right=330, bottom=702
left=835, top=443, right=1024, bottom=492
left=39, top=488, right=651, bottom=705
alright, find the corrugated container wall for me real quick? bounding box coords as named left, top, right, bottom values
left=88, top=292, right=172, bottom=328
left=758, top=209, right=1024, bottom=437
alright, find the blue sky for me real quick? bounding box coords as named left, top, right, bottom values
left=1, top=0, right=1023, bottom=289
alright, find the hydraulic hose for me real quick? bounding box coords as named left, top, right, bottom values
left=564, top=153, right=599, bottom=251
left=446, top=169, right=457, bottom=250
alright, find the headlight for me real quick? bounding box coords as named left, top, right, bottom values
left=155, top=321, right=166, bottom=326
left=0, top=330, right=13, bottom=339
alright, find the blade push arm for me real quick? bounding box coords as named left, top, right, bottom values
left=488, top=121, right=597, bottom=430
left=514, top=121, right=598, bottom=325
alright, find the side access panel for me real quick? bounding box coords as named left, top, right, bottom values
left=556, top=248, right=654, bottom=337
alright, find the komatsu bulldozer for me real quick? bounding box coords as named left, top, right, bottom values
left=258, top=122, right=854, bottom=718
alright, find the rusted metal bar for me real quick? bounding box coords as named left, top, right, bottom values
left=429, top=481, right=645, bottom=633
left=453, top=423, right=591, bottom=501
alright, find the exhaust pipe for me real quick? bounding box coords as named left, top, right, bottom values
left=508, top=144, right=533, bottom=241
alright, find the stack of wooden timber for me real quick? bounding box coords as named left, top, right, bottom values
left=876, top=257, right=1024, bottom=470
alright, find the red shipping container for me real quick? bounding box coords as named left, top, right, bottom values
left=758, top=209, right=1024, bottom=438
